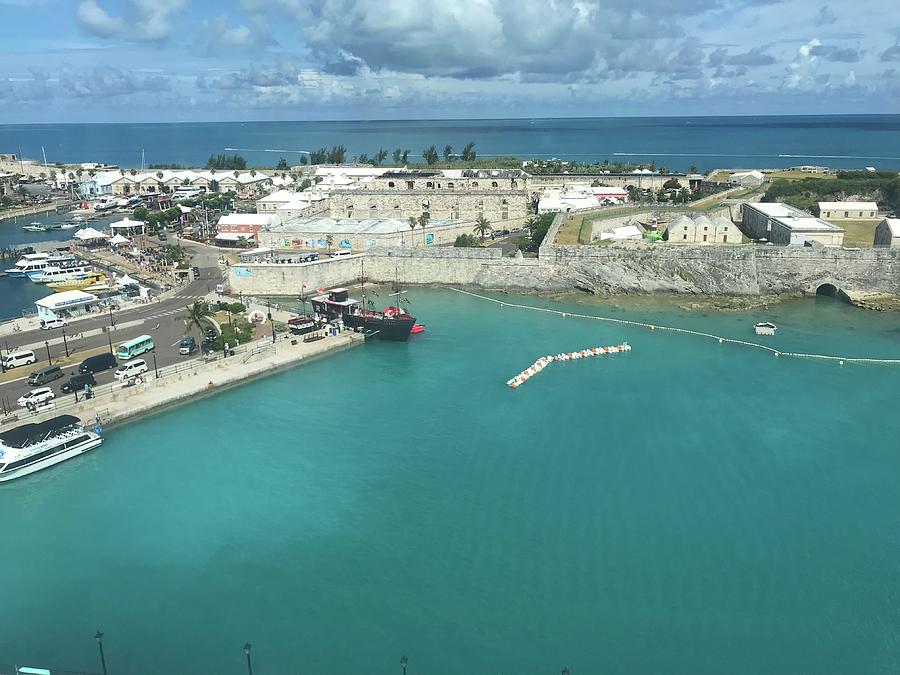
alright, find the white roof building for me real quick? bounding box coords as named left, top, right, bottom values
left=256, top=189, right=297, bottom=213
left=730, top=170, right=765, bottom=187
left=35, top=290, right=99, bottom=321
left=217, top=213, right=280, bottom=228
left=599, top=225, right=642, bottom=241
left=817, top=202, right=879, bottom=219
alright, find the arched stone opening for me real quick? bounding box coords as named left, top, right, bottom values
left=816, top=283, right=838, bottom=297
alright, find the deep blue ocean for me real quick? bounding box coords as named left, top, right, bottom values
left=1, top=115, right=899, bottom=171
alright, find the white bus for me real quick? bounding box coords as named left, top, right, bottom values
left=116, top=334, right=154, bottom=360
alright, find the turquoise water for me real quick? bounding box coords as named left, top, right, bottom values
left=2, top=289, right=900, bottom=673
left=2, top=115, right=899, bottom=171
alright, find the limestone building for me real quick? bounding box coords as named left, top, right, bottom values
left=874, top=218, right=900, bottom=247
left=326, top=169, right=531, bottom=225
left=817, top=201, right=878, bottom=220
left=742, top=202, right=844, bottom=246
left=665, top=214, right=737, bottom=243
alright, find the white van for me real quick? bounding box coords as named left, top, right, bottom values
left=2, top=350, right=37, bottom=369
left=41, top=317, right=69, bottom=330
left=114, top=358, right=148, bottom=381
left=331, top=249, right=352, bottom=258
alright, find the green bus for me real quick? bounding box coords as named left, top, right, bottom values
left=116, top=334, right=154, bottom=360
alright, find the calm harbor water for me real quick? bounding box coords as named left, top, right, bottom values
left=2, top=288, right=899, bottom=673
left=2, top=115, right=899, bottom=171
left=0, top=211, right=121, bottom=321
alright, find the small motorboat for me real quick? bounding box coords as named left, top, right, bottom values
left=22, top=223, right=44, bottom=232
left=411, top=324, right=426, bottom=334
left=754, top=321, right=777, bottom=336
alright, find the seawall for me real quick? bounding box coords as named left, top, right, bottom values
left=226, top=243, right=900, bottom=298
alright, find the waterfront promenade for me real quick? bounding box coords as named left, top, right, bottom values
left=8, top=328, right=362, bottom=431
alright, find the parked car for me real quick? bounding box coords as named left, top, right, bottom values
left=61, top=372, right=97, bottom=394
left=40, top=317, right=68, bottom=330
left=2, top=350, right=37, bottom=369
left=18, top=387, right=55, bottom=408
left=114, top=359, right=148, bottom=381
left=179, top=336, right=197, bottom=355
left=191, top=266, right=200, bottom=277
left=205, top=326, right=217, bottom=339
left=79, top=352, right=117, bottom=374
left=27, top=365, right=63, bottom=386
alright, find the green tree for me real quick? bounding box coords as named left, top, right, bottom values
left=182, top=301, right=212, bottom=342
left=299, top=178, right=312, bottom=191
left=473, top=215, right=492, bottom=239
left=326, top=145, right=347, bottom=164
left=326, top=234, right=334, bottom=252
left=401, top=149, right=410, bottom=164
left=133, top=206, right=149, bottom=221
left=209, top=179, right=220, bottom=193
left=461, top=141, right=476, bottom=162
left=309, top=148, right=328, bottom=164
left=374, top=148, right=388, bottom=166
left=443, top=144, right=453, bottom=162
left=688, top=164, right=699, bottom=174
left=663, top=178, right=682, bottom=190
left=392, top=148, right=402, bottom=164
left=276, top=157, right=289, bottom=170
left=299, top=155, right=309, bottom=165
left=418, top=211, right=430, bottom=244
left=423, top=145, right=439, bottom=165
left=408, top=216, right=417, bottom=245
left=454, top=234, right=480, bottom=247
left=358, top=153, right=371, bottom=165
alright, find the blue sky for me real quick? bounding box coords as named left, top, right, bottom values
left=0, top=0, right=898, bottom=122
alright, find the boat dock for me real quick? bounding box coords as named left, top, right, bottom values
left=1, top=330, right=364, bottom=432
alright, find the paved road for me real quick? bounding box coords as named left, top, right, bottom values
left=0, top=246, right=226, bottom=413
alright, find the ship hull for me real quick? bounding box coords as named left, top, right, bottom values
left=343, top=314, right=415, bottom=341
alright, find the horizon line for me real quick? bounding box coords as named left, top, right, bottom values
left=0, top=112, right=898, bottom=127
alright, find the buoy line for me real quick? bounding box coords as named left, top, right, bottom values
left=448, top=288, right=900, bottom=367
left=507, top=344, right=631, bottom=388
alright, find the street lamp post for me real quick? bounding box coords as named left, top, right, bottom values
left=243, top=643, right=253, bottom=675
left=401, top=655, right=408, bottom=675
left=95, top=630, right=108, bottom=675
left=62, top=326, right=69, bottom=358
left=152, top=351, right=159, bottom=378
left=44, top=340, right=52, bottom=365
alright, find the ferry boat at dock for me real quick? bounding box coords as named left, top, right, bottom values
left=4, top=253, right=76, bottom=278
left=47, top=271, right=110, bottom=293
left=31, top=263, right=93, bottom=284
left=0, top=415, right=103, bottom=482
left=310, top=288, right=417, bottom=341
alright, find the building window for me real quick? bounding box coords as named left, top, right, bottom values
left=683, top=234, right=687, bottom=240
left=448, top=182, right=454, bottom=188
left=724, top=226, right=728, bottom=231
left=472, top=181, right=478, bottom=187
left=426, top=181, right=434, bottom=188
left=703, top=234, right=708, bottom=242
left=388, top=181, right=395, bottom=188
left=491, top=181, right=498, bottom=188
left=723, top=235, right=728, bottom=243
left=844, top=211, right=849, bottom=217
left=501, top=209, right=508, bottom=220
left=501, top=198, right=508, bottom=205
left=704, top=226, right=708, bottom=231
left=406, top=181, right=414, bottom=190
left=511, top=180, right=517, bottom=188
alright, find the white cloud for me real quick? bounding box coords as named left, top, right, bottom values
left=76, top=0, right=125, bottom=38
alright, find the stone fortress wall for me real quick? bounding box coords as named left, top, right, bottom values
left=228, top=242, right=900, bottom=298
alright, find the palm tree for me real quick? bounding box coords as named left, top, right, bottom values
left=326, top=234, right=334, bottom=253
left=443, top=144, right=453, bottom=162
left=407, top=216, right=417, bottom=246
left=183, top=301, right=212, bottom=341
left=473, top=215, right=492, bottom=240
left=418, top=211, right=430, bottom=245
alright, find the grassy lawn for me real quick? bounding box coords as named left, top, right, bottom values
left=768, top=170, right=836, bottom=181
left=555, top=214, right=594, bottom=244
left=836, top=219, right=880, bottom=247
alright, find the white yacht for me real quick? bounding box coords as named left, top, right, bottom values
left=14, top=253, right=75, bottom=278
left=0, top=415, right=103, bottom=482
left=31, top=263, right=93, bottom=284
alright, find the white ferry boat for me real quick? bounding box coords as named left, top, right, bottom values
left=31, top=263, right=93, bottom=284
left=15, top=255, right=77, bottom=279
left=4, top=253, right=50, bottom=277
left=0, top=415, right=103, bottom=483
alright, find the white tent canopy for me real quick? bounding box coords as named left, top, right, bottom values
left=109, top=217, right=146, bottom=231
left=116, top=273, right=139, bottom=287
left=109, top=233, right=130, bottom=245
left=74, top=227, right=109, bottom=240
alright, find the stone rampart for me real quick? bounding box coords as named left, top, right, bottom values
left=227, top=242, right=900, bottom=298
